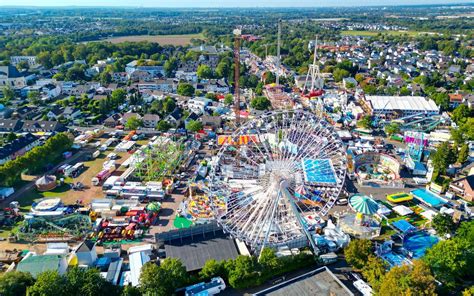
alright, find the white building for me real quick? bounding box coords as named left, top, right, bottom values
left=365, top=96, right=439, bottom=118
left=10, top=56, right=38, bottom=67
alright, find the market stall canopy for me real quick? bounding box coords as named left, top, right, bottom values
left=349, top=194, right=379, bottom=215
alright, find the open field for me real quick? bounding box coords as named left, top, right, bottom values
left=340, top=30, right=438, bottom=37
left=101, top=33, right=205, bottom=45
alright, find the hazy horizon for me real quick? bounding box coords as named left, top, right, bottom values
left=0, top=0, right=473, bottom=8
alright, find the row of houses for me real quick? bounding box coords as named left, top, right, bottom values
left=0, top=119, right=65, bottom=133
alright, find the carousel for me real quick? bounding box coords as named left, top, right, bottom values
left=338, top=194, right=382, bottom=239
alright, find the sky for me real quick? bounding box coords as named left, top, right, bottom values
left=0, top=0, right=473, bottom=7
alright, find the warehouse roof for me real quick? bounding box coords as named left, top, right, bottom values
left=366, top=96, right=439, bottom=113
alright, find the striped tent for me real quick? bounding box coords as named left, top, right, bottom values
left=349, top=194, right=379, bottom=215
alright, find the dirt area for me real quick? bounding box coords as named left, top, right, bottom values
left=101, top=34, right=205, bottom=46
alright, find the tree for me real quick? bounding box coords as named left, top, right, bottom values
left=432, top=213, right=456, bottom=236
left=384, top=123, right=400, bottom=136
left=457, top=143, right=469, bottom=164
left=140, top=259, right=188, bottom=296
left=177, top=83, right=195, bottom=97
left=164, top=58, right=178, bottom=77
left=186, top=120, right=203, bottom=132
left=27, top=91, right=41, bottom=105
left=156, top=120, right=172, bottom=132
left=0, top=271, right=34, bottom=296
left=200, top=259, right=225, bottom=280
left=125, top=116, right=142, bottom=130
left=452, top=104, right=471, bottom=125
left=333, top=68, right=350, bottom=82
left=344, top=239, right=373, bottom=270
left=162, top=97, right=176, bottom=114
left=6, top=132, right=17, bottom=142
left=2, top=86, right=14, bottom=101
left=27, top=270, right=69, bottom=296
left=259, top=248, right=282, bottom=274
left=65, top=267, right=118, bottom=296
left=197, top=64, right=213, bottom=79
left=361, top=256, right=387, bottom=293
left=250, top=96, right=271, bottom=111
left=227, top=255, right=261, bottom=289
left=431, top=93, right=449, bottom=111
left=224, top=94, right=233, bottom=106
left=358, top=115, right=372, bottom=129
left=431, top=142, right=455, bottom=175
left=378, top=260, right=436, bottom=296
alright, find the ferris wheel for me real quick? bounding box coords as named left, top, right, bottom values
left=207, top=110, right=347, bottom=254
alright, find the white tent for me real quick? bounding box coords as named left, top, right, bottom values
left=420, top=210, right=437, bottom=221
left=393, top=205, right=413, bottom=216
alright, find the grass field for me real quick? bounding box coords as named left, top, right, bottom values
left=102, top=33, right=205, bottom=46
left=341, top=30, right=434, bottom=37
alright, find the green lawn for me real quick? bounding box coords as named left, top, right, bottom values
left=15, top=183, right=72, bottom=212
left=341, top=30, right=430, bottom=37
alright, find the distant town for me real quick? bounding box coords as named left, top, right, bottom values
left=0, top=4, right=473, bottom=296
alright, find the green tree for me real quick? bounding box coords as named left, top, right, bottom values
left=0, top=271, right=34, bottom=296
left=333, top=68, right=350, bottom=82
left=431, top=93, right=449, bottom=111
left=384, top=123, right=400, bottom=136
left=227, top=255, right=261, bottom=289
left=224, top=94, right=233, bottom=106
left=432, top=213, right=456, bottom=236
left=125, top=116, right=142, bottom=130
left=65, top=267, right=118, bottom=296
left=164, top=58, right=178, bottom=77
left=358, top=115, right=372, bottom=129
left=361, top=255, right=387, bottom=293
left=378, top=260, right=436, bottom=296
left=6, top=132, right=17, bottom=142
left=259, top=248, right=282, bottom=274
left=186, top=120, right=203, bottom=132
left=431, top=142, right=455, bottom=175
left=197, top=64, right=213, bottom=79
left=250, top=96, right=271, bottom=110
left=452, top=104, right=471, bottom=125
left=27, top=91, right=41, bottom=105
left=177, top=83, right=195, bottom=97
left=156, top=120, right=172, bottom=132
left=199, top=259, right=225, bottom=280
left=344, top=239, right=373, bottom=270
left=162, top=97, right=177, bottom=114
left=2, top=86, right=15, bottom=101
left=27, top=270, right=68, bottom=296
left=458, top=143, right=469, bottom=164
left=140, top=259, right=188, bottom=296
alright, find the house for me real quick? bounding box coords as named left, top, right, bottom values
left=448, top=93, right=463, bottom=108
left=188, top=97, right=213, bottom=114
left=142, top=114, right=160, bottom=128
left=22, top=120, right=66, bottom=133
left=112, top=72, right=128, bottom=83
left=74, top=240, right=98, bottom=266
left=200, top=115, right=222, bottom=130
left=449, top=175, right=474, bottom=202
left=165, top=109, right=182, bottom=126
left=46, top=106, right=63, bottom=121
left=343, top=77, right=358, bottom=88
left=120, top=113, right=142, bottom=125
left=10, top=56, right=38, bottom=67
left=0, top=104, right=13, bottom=119
left=0, top=65, right=35, bottom=89
left=104, top=113, right=122, bottom=128
left=16, top=254, right=68, bottom=278
left=63, top=106, right=82, bottom=120
left=184, top=112, right=200, bottom=126
left=0, top=119, right=23, bottom=132
left=0, top=133, right=40, bottom=165
left=13, top=106, right=39, bottom=120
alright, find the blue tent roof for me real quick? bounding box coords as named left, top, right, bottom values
left=392, top=220, right=416, bottom=234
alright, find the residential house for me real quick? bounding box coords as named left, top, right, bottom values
left=184, top=112, right=200, bottom=126
left=188, top=97, right=213, bottom=114
left=0, top=133, right=40, bottom=165
left=449, top=175, right=474, bottom=202
left=120, top=113, right=142, bottom=125
left=448, top=93, right=463, bottom=108
left=142, top=114, right=160, bottom=128
left=63, top=106, right=82, bottom=120
left=46, top=106, right=63, bottom=121
left=0, top=65, right=35, bottom=89
left=10, top=56, right=38, bottom=67
left=0, top=119, right=23, bottom=132
left=0, top=104, right=13, bottom=119
left=112, top=72, right=129, bottom=83
left=104, top=113, right=122, bottom=128
left=200, top=115, right=222, bottom=130
left=22, top=120, right=65, bottom=133
left=165, top=109, right=182, bottom=126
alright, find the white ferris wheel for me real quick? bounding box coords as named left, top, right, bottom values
left=207, top=110, right=347, bottom=254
